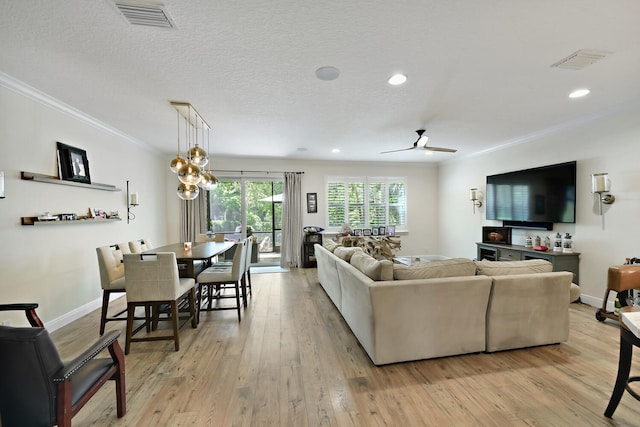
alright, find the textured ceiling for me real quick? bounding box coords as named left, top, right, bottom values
left=1, top=0, right=640, bottom=164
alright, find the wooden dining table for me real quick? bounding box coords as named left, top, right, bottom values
left=142, top=241, right=234, bottom=278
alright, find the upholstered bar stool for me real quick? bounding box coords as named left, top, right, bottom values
left=128, top=238, right=153, bottom=253
left=197, top=239, right=246, bottom=321
left=596, top=265, right=640, bottom=322
left=96, top=245, right=128, bottom=335
left=123, top=252, right=197, bottom=354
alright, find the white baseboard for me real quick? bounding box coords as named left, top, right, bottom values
left=47, top=294, right=123, bottom=332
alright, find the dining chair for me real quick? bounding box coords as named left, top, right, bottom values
left=117, top=241, right=132, bottom=254
left=96, top=245, right=128, bottom=335
left=197, top=239, right=247, bottom=321
left=123, top=252, right=197, bottom=354
left=0, top=304, right=126, bottom=427
left=128, top=238, right=153, bottom=253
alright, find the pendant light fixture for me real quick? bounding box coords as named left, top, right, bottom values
left=169, top=110, right=187, bottom=173
left=170, top=101, right=211, bottom=200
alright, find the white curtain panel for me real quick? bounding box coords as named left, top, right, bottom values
left=281, top=172, right=303, bottom=268
left=180, top=194, right=207, bottom=243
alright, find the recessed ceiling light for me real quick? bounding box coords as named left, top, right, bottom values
left=569, top=89, right=590, bottom=98
left=388, top=74, right=407, bottom=85
left=332, top=148, right=340, bottom=153
left=315, top=66, right=340, bottom=81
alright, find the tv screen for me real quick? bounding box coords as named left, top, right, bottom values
left=485, top=161, right=576, bottom=225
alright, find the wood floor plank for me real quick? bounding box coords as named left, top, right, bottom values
left=47, top=268, right=640, bottom=426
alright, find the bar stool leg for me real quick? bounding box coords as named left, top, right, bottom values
left=605, top=330, right=633, bottom=417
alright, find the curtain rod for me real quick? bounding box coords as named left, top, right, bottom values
left=210, top=169, right=304, bottom=175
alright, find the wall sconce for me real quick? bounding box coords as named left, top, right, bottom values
left=126, top=180, right=139, bottom=224
left=469, top=188, right=483, bottom=213
left=591, top=173, right=615, bottom=215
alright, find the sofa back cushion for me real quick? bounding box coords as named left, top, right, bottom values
left=350, top=252, right=394, bottom=281
left=323, top=240, right=341, bottom=253
left=475, top=259, right=552, bottom=276
left=333, top=246, right=363, bottom=262
left=393, top=258, right=476, bottom=280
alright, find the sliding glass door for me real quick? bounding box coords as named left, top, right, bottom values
left=207, top=178, right=283, bottom=260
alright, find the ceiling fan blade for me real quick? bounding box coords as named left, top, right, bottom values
left=424, top=146, right=457, bottom=153
left=380, top=146, right=416, bottom=154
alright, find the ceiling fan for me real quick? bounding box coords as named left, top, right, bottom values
left=380, top=129, right=457, bottom=154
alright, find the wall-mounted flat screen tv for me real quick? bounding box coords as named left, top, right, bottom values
left=485, top=161, right=576, bottom=228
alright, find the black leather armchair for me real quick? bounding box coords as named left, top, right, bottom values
left=0, top=303, right=126, bottom=426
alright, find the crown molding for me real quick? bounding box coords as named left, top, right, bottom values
left=0, top=72, right=161, bottom=154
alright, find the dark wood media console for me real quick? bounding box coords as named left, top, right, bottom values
left=476, top=242, right=580, bottom=285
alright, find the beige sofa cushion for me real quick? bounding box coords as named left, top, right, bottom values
left=323, top=240, right=341, bottom=252
left=333, top=246, right=363, bottom=262
left=393, top=258, right=476, bottom=280
left=350, top=252, right=394, bottom=281
left=475, top=259, right=552, bottom=276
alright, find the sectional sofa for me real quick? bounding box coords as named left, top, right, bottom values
left=315, top=242, right=577, bottom=365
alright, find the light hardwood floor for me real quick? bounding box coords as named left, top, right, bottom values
left=50, top=268, right=640, bottom=426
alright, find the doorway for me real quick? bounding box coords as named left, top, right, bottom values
left=207, top=177, right=283, bottom=266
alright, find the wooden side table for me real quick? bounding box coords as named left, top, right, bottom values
left=605, top=306, right=640, bottom=418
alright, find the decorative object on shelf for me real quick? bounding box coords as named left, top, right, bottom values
left=170, top=101, right=215, bottom=200
left=563, top=233, right=573, bottom=253
left=89, top=208, right=108, bottom=219
left=386, top=225, right=396, bottom=236
left=56, top=142, right=91, bottom=184
left=126, top=180, right=138, bottom=224
left=340, top=223, right=352, bottom=236
left=469, top=188, right=483, bottom=213
left=553, top=233, right=563, bottom=252
left=37, top=212, right=58, bottom=221
left=303, top=226, right=324, bottom=233
left=307, top=192, right=317, bottom=213
left=592, top=172, right=615, bottom=215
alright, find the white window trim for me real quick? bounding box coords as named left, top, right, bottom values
left=325, top=176, right=408, bottom=233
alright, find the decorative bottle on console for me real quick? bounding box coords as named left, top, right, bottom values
left=562, top=233, right=573, bottom=253
left=525, top=236, right=533, bottom=248
left=553, top=233, right=563, bottom=252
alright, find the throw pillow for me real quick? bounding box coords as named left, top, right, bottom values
left=393, top=258, right=477, bottom=280
left=333, top=246, right=363, bottom=262
left=323, top=240, right=340, bottom=253
left=474, top=259, right=552, bottom=276
left=350, top=252, right=394, bottom=281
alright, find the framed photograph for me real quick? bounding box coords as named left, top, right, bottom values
left=90, top=208, right=107, bottom=219
left=307, top=192, right=317, bottom=213
left=57, top=142, right=91, bottom=184
left=372, top=228, right=379, bottom=236
left=386, top=225, right=396, bottom=236
left=363, top=228, right=372, bottom=236
left=482, top=226, right=512, bottom=245
left=353, top=229, right=362, bottom=236
left=378, top=226, right=386, bottom=235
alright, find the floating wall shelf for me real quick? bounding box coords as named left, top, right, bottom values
left=21, top=171, right=121, bottom=192
left=21, top=217, right=122, bottom=226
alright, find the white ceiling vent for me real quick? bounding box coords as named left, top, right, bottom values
left=114, top=2, right=176, bottom=29
left=551, top=49, right=613, bottom=70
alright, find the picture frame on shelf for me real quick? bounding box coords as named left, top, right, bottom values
left=482, top=226, right=512, bottom=244
left=386, top=225, right=396, bottom=236
left=372, top=228, right=379, bottom=236
left=353, top=229, right=362, bottom=236
left=89, top=207, right=107, bottom=219
left=57, top=142, right=91, bottom=184
left=363, top=228, right=372, bottom=236
left=378, top=226, right=386, bottom=235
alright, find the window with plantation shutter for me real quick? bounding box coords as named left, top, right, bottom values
left=326, top=177, right=407, bottom=231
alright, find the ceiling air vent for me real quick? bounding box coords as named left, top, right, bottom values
left=114, top=2, right=176, bottom=29
left=551, top=49, right=612, bottom=70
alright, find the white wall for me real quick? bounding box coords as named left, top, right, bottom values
left=0, top=83, right=167, bottom=328
left=438, top=105, right=640, bottom=307
left=165, top=157, right=439, bottom=256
